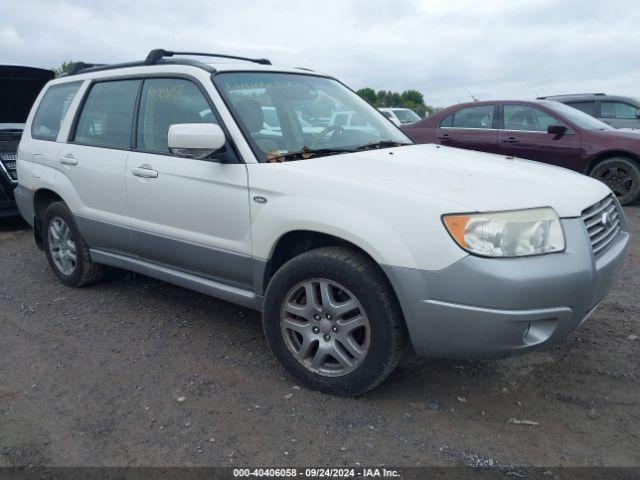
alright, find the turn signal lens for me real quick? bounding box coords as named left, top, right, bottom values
left=442, top=208, right=565, bottom=257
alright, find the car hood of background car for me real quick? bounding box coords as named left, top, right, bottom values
left=593, top=128, right=640, bottom=140
left=285, top=144, right=611, bottom=218
left=0, top=66, right=54, bottom=124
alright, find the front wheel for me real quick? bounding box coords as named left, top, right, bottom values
left=590, top=157, right=640, bottom=205
left=263, top=247, right=407, bottom=396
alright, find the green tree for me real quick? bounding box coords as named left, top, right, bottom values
left=53, top=61, right=76, bottom=77
left=400, top=89, right=424, bottom=106
left=356, top=87, right=377, bottom=104
left=357, top=87, right=436, bottom=117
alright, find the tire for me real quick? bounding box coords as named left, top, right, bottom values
left=263, top=246, right=407, bottom=396
left=590, top=157, right=640, bottom=205
left=42, top=201, right=105, bottom=287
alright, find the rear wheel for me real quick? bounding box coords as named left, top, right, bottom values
left=590, top=157, right=640, bottom=205
left=43, top=201, right=105, bottom=287
left=263, top=247, right=407, bottom=396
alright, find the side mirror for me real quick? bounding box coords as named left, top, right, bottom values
left=168, top=123, right=225, bottom=160
left=635, top=109, right=640, bottom=119
left=547, top=124, right=567, bottom=136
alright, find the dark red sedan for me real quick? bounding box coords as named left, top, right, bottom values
left=401, top=100, right=640, bottom=205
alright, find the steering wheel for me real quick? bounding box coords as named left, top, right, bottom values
left=311, top=124, right=345, bottom=147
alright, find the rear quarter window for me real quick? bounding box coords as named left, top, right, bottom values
left=31, top=82, right=82, bottom=141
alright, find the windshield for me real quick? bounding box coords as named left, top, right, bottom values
left=214, top=72, right=410, bottom=162
left=545, top=101, right=614, bottom=130
left=394, top=109, right=421, bottom=123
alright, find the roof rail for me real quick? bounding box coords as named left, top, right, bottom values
left=145, top=49, right=271, bottom=66
left=64, top=49, right=272, bottom=76
left=537, top=93, right=606, bottom=99
left=65, top=62, right=107, bottom=76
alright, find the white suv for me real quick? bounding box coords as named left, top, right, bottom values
left=16, top=50, right=629, bottom=395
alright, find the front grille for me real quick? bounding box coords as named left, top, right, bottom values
left=581, top=194, right=621, bottom=257
left=0, top=153, right=17, bottom=181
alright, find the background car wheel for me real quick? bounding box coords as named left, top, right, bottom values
left=590, top=157, right=640, bottom=205
left=263, top=246, right=407, bottom=396
left=42, top=201, right=105, bottom=287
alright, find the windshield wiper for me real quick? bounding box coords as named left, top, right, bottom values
left=266, top=141, right=411, bottom=162
left=267, top=146, right=353, bottom=163
left=353, top=140, right=412, bottom=151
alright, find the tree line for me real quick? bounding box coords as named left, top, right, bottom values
left=356, top=88, right=434, bottom=117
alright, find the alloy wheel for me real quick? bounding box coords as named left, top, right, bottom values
left=596, top=164, right=633, bottom=197
left=280, top=278, right=371, bottom=377
left=48, top=216, right=77, bottom=275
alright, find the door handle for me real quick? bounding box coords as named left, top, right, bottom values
left=131, top=166, right=158, bottom=179
left=59, top=154, right=78, bottom=166
left=438, top=134, right=452, bottom=141
left=502, top=137, right=519, bottom=144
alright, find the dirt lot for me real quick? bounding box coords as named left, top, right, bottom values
left=0, top=208, right=638, bottom=469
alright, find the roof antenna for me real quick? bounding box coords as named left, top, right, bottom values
left=467, top=90, right=479, bottom=102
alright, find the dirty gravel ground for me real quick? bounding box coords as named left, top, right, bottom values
left=0, top=208, right=638, bottom=468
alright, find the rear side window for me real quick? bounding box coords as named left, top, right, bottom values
left=445, top=105, right=494, bottom=129
left=31, top=82, right=81, bottom=141
left=74, top=80, right=140, bottom=149
left=566, top=101, right=597, bottom=117
left=440, top=114, right=454, bottom=127
left=136, top=78, right=218, bottom=153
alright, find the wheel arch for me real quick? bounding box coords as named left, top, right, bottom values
left=584, top=150, right=640, bottom=175
left=34, top=188, right=66, bottom=217
left=32, top=188, right=66, bottom=249
left=260, top=229, right=411, bottom=352
left=261, top=229, right=385, bottom=295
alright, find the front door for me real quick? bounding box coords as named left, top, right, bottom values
left=499, top=104, right=582, bottom=171
left=125, top=77, right=253, bottom=290
left=435, top=104, right=500, bottom=154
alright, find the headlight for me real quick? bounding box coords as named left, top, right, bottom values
left=442, top=207, right=565, bottom=257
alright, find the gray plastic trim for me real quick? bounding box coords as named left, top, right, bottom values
left=90, top=249, right=260, bottom=310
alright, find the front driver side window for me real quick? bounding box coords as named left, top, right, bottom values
left=137, top=78, right=219, bottom=153
left=601, top=101, right=638, bottom=119
left=504, top=105, right=559, bottom=132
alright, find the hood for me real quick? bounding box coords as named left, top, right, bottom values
left=589, top=128, right=640, bottom=141
left=285, top=144, right=611, bottom=218
left=0, top=65, right=54, bottom=124
left=616, top=128, right=640, bottom=135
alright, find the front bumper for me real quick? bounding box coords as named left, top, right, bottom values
left=384, top=217, right=629, bottom=359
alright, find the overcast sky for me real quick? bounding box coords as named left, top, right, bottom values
left=1, top=0, right=639, bottom=107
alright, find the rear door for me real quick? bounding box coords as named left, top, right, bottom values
left=124, top=77, right=253, bottom=289
left=599, top=100, right=640, bottom=129
left=435, top=104, right=500, bottom=154
left=498, top=103, right=582, bottom=170
left=58, top=79, right=140, bottom=254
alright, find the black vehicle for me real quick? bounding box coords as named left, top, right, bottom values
left=538, top=93, right=640, bottom=130
left=1, top=65, right=54, bottom=218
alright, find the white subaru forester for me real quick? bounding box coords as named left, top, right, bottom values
left=15, top=50, right=629, bottom=395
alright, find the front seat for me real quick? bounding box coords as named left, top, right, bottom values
left=234, top=100, right=279, bottom=153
